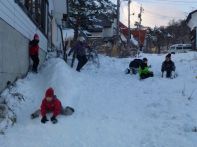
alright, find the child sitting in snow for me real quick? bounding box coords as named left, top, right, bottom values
left=161, top=53, right=176, bottom=78
left=125, top=59, right=143, bottom=74
left=139, top=58, right=154, bottom=80
left=31, top=88, right=74, bottom=124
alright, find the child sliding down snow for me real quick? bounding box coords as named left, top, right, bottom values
left=31, top=88, right=74, bottom=124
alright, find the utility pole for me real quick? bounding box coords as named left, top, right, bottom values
left=138, top=5, right=144, bottom=51
left=117, top=0, right=120, bottom=38
left=138, top=5, right=143, bottom=27
left=127, top=0, right=131, bottom=44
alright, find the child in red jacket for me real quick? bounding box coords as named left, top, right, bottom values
left=29, top=34, right=40, bottom=73
left=31, top=88, right=74, bottom=124
left=40, top=88, right=62, bottom=124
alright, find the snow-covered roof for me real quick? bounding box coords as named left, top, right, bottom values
left=186, top=10, right=197, bottom=30
left=130, top=35, right=138, bottom=46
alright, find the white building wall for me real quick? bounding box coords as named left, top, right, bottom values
left=196, top=31, right=197, bottom=49
left=0, top=0, right=48, bottom=51
left=102, top=27, right=113, bottom=38
left=187, top=12, right=197, bottom=50
left=188, top=13, right=197, bottom=30
left=48, top=0, right=65, bottom=50
left=49, top=0, right=67, bottom=25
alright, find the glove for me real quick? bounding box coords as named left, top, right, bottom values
left=41, top=116, right=49, bottom=124
left=124, top=68, right=130, bottom=74
left=171, top=71, right=176, bottom=79
left=51, top=116, right=58, bottom=124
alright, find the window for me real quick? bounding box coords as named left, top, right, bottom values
left=16, top=0, right=48, bottom=35
left=183, top=46, right=192, bottom=50
left=170, top=47, right=175, bottom=50
left=176, top=46, right=182, bottom=50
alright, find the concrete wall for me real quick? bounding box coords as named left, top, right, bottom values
left=0, top=18, right=46, bottom=92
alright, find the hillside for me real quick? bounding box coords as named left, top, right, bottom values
left=1, top=52, right=197, bottom=147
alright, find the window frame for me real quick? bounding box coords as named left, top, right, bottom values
left=15, top=0, right=49, bottom=37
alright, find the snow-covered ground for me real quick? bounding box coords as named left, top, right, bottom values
left=1, top=52, right=197, bottom=147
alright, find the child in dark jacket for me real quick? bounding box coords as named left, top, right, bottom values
left=161, top=54, right=176, bottom=78
left=68, top=37, right=89, bottom=72
left=126, top=59, right=143, bottom=74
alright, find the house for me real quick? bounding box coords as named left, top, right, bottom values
left=186, top=10, right=197, bottom=50
left=0, top=0, right=68, bottom=92
left=85, top=15, right=117, bottom=40
left=119, top=22, right=146, bottom=46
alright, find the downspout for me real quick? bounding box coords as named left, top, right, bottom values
left=58, top=25, right=67, bottom=62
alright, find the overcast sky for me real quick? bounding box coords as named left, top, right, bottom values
left=110, top=0, right=197, bottom=28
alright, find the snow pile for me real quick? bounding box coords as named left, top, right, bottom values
left=0, top=52, right=197, bottom=147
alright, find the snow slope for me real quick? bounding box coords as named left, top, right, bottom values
left=1, top=52, right=197, bottom=147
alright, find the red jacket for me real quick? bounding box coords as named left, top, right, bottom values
left=29, top=39, right=39, bottom=56
left=40, top=97, right=62, bottom=117
left=29, top=45, right=39, bottom=56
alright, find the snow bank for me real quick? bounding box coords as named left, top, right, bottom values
left=1, top=52, right=197, bottom=147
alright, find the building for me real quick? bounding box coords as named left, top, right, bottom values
left=186, top=10, right=197, bottom=50
left=119, top=22, right=146, bottom=47
left=85, top=15, right=117, bottom=40
left=119, top=22, right=146, bottom=45
left=0, top=0, right=68, bottom=92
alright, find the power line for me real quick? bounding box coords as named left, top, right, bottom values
left=136, top=0, right=197, bottom=5
left=144, top=9, right=184, bottom=19
left=145, top=11, right=183, bottom=20
left=138, top=0, right=197, bottom=3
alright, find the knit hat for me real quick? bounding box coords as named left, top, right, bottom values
left=45, top=88, right=54, bottom=97
left=143, top=58, right=148, bottom=62
left=34, top=34, right=39, bottom=40
left=166, top=53, right=171, bottom=58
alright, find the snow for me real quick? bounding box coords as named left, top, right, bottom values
left=94, top=1, right=101, bottom=7
left=1, top=52, right=197, bottom=147
left=130, top=34, right=139, bottom=46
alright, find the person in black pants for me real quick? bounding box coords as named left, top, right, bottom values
left=161, top=54, right=176, bottom=78
left=76, top=55, right=88, bottom=72
left=69, top=37, right=88, bottom=72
